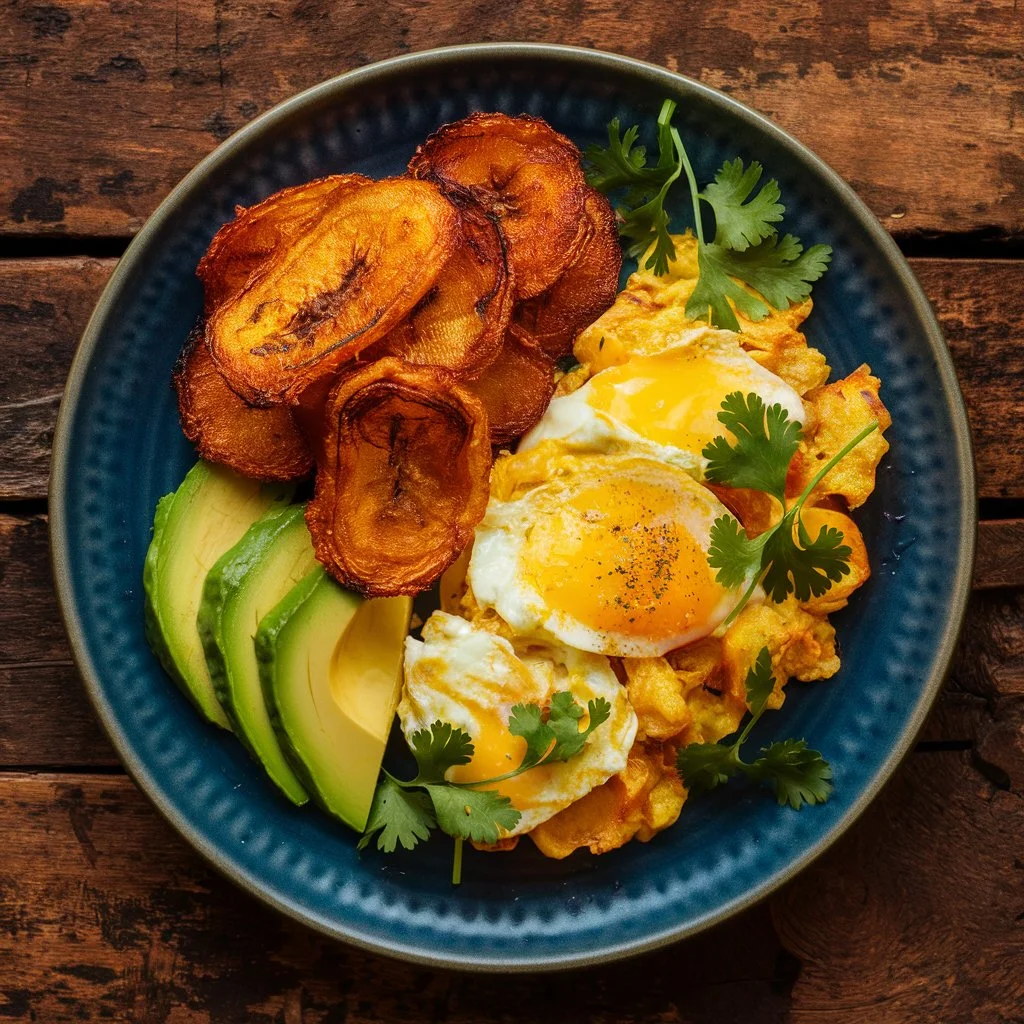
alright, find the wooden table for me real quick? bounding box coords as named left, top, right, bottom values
left=1, top=3, right=1022, bottom=1020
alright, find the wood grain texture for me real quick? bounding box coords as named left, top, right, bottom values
left=914, top=259, right=1024, bottom=502
left=0, top=514, right=116, bottom=766
left=0, top=772, right=793, bottom=1022
left=0, top=727, right=1019, bottom=1019
left=1, top=256, right=1022, bottom=499
left=0, top=257, right=115, bottom=499
left=974, top=519, right=1024, bottom=591
left=0, top=1, right=1020, bottom=240
left=772, top=747, right=1024, bottom=1022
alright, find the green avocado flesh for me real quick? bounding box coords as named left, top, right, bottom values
left=143, top=461, right=293, bottom=729
left=257, top=567, right=412, bottom=832
left=199, top=503, right=318, bottom=805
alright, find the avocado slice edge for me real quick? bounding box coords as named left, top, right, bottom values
left=143, top=460, right=293, bottom=729
left=258, top=568, right=411, bottom=833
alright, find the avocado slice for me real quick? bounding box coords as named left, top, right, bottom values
left=257, top=567, right=411, bottom=832
left=199, top=503, right=318, bottom=805
left=143, top=460, right=293, bottom=729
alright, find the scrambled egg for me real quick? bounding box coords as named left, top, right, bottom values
left=403, top=232, right=891, bottom=861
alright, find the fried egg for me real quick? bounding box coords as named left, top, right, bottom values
left=521, top=326, right=804, bottom=478
left=468, top=452, right=751, bottom=657
left=400, top=612, right=637, bottom=835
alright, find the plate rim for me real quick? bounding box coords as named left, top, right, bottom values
left=48, top=41, right=977, bottom=972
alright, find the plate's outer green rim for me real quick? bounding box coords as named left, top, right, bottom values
left=49, top=42, right=977, bottom=972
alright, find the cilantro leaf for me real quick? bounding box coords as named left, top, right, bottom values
left=585, top=99, right=686, bottom=276
left=685, top=242, right=770, bottom=331
left=364, top=690, right=613, bottom=880
left=425, top=785, right=521, bottom=845
left=747, top=739, right=834, bottom=809
left=359, top=774, right=436, bottom=853
left=620, top=192, right=678, bottom=276
left=584, top=121, right=653, bottom=194
left=702, top=391, right=802, bottom=501
left=743, top=646, right=778, bottom=717
left=409, top=721, right=473, bottom=783
left=677, top=648, right=831, bottom=810
left=710, top=234, right=833, bottom=311
left=675, top=741, right=741, bottom=793
left=707, top=514, right=762, bottom=590
left=701, top=394, right=877, bottom=628
left=699, top=158, right=784, bottom=252
left=760, top=518, right=853, bottom=603
left=507, top=701, right=550, bottom=769
left=686, top=236, right=831, bottom=330
left=590, top=101, right=833, bottom=328
left=546, top=694, right=612, bottom=762
left=509, top=692, right=612, bottom=768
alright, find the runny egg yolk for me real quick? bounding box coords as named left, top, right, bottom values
left=521, top=474, right=726, bottom=641
left=586, top=347, right=764, bottom=453
left=447, top=708, right=557, bottom=805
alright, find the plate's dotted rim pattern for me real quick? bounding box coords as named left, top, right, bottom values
left=50, top=46, right=974, bottom=971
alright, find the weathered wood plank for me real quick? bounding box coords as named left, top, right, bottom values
left=0, top=513, right=116, bottom=766
left=974, top=519, right=1024, bottom=591
left=772, top=749, right=1024, bottom=1022
left=0, top=1, right=1020, bottom=240
left=0, top=772, right=792, bottom=1021
left=2, top=511, right=1020, bottom=765
left=1, top=256, right=1022, bottom=500
left=914, top=260, right=1024, bottom=502
left=0, top=257, right=115, bottom=499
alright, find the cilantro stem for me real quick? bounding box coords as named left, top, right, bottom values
left=719, top=563, right=767, bottom=632
left=793, top=420, right=880, bottom=510
left=452, top=837, right=464, bottom=886
left=674, top=128, right=704, bottom=246
left=716, top=419, right=879, bottom=627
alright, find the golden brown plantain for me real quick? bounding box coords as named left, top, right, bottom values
left=305, top=357, right=492, bottom=596
left=197, top=174, right=370, bottom=315
left=513, top=188, right=622, bottom=360
left=408, top=112, right=588, bottom=300
left=371, top=201, right=511, bottom=375
left=208, top=177, right=460, bottom=405
left=464, top=325, right=556, bottom=447
left=173, top=327, right=313, bottom=481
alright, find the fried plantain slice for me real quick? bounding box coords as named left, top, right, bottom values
left=305, top=357, right=492, bottom=597
left=198, top=174, right=370, bottom=315
left=371, top=201, right=511, bottom=375
left=513, top=188, right=622, bottom=359
left=208, top=177, right=460, bottom=406
left=173, top=327, right=313, bottom=481
left=464, top=326, right=556, bottom=447
left=408, top=112, right=588, bottom=300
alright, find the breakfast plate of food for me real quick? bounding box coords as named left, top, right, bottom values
left=50, top=43, right=975, bottom=970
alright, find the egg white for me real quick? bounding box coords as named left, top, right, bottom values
left=521, top=326, right=805, bottom=478
left=468, top=452, right=751, bottom=658
left=400, top=612, right=637, bottom=836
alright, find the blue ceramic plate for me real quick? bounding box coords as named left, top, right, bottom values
left=50, top=44, right=975, bottom=971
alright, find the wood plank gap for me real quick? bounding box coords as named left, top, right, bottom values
left=979, top=498, right=1024, bottom=521
left=0, top=236, right=131, bottom=260
left=0, top=497, right=48, bottom=517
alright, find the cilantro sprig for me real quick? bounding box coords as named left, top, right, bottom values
left=360, top=692, right=611, bottom=883
left=676, top=647, right=833, bottom=808
left=703, top=392, right=878, bottom=627
left=585, top=100, right=832, bottom=329
left=584, top=99, right=686, bottom=274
